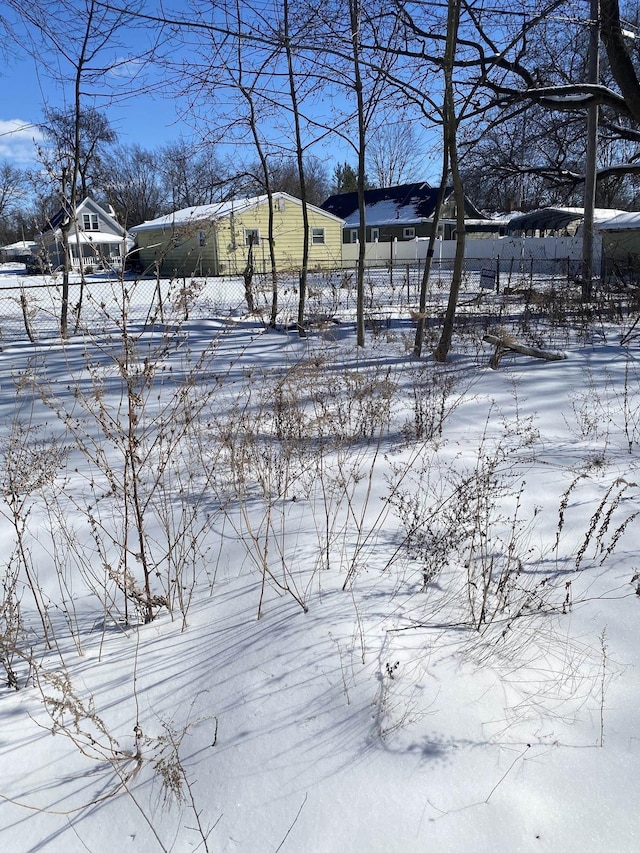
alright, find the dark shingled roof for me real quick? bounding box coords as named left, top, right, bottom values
left=321, top=182, right=486, bottom=225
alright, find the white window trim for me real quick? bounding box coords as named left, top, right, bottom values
left=311, top=227, right=325, bottom=245
left=82, top=213, right=100, bottom=231
left=244, top=228, right=260, bottom=247
left=350, top=229, right=358, bottom=243
left=371, top=228, right=380, bottom=243
left=403, top=227, right=416, bottom=240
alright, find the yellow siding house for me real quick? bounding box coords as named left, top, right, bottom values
left=130, top=192, right=344, bottom=276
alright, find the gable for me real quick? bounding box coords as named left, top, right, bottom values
left=41, top=197, right=128, bottom=240
left=75, top=198, right=126, bottom=239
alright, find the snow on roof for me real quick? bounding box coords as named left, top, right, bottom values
left=130, top=192, right=343, bottom=233
left=322, top=182, right=487, bottom=227
left=67, top=231, right=135, bottom=249
left=130, top=195, right=267, bottom=233
left=0, top=240, right=37, bottom=252
left=597, top=211, right=640, bottom=230
left=507, top=206, right=627, bottom=232
left=322, top=182, right=450, bottom=227
left=342, top=199, right=442, bottom=227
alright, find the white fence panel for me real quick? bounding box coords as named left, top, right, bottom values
left=341, top=235, right=601, bottom=266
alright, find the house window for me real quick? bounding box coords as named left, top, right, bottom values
left=198, top=230, right=206, bottom=247
left=311, top=227, right=325, bottom=245
left=350, top=229, right=358, bottom=243
left=245, top=228, right=260, bottom=246
left=371, top=228, right=380, bottom=242
left=82, top=213, right=99, bottom=231
left=403, top=227, right=415, bottom=239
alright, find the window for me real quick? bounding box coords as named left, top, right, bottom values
left=371, top=228, right=380, bottom=242
left=311, top=227, right=325, bottom=245
left=198, top=230, right=206, bottom=247
left=245, top=228, right=260, bottom=246
left=350, top=229, right=358, bottom=243
left=403, top=227, right=415, bottom=239
left=82, top=213, right=99, bottom=231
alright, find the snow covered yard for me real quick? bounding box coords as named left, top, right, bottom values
left=0, top=265, right=639, bottom=852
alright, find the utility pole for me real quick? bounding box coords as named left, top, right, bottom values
left=582, top=0, right=600, bottom=301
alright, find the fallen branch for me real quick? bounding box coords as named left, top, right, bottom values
left=483, top=334, right=567, bottom=369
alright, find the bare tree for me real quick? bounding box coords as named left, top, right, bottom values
left=433, top=0, right=465, bottom=363
left=601, top=0, right=640, bottom=123
left=0, top=162, right=30, bottom=242
left=368, top=121, right=422, bottom=187
left=279, top=0, right=313, bottom=337
left=160, top=138, right=236, bottom=208
left=251, top=155, right=330, bottom=206
left=0, top=162, right=27, bottom=219
left=454, top=1, right=640, bottom=207
left=99, top=143, right=166, bottom=228
left=12, top=0, right=147, bottom=335
left=40, top=107, right=116, bottom=199
left=308, top=0, right=405, bottom=346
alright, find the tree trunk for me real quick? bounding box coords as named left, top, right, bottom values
left=434, top=0, right=465, bottom=364
left=350, top=0, right=367, bottom=348
left=413, top=147, right=449, bottom=357
left=283, top=0, right=310, bottom=338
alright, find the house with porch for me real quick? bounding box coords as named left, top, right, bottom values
left=129, top=192, right=344, bottom=277
left=37, top=197, right=134, bottom=271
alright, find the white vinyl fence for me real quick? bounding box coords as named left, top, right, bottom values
left=341, top=234, right=601, bottom=268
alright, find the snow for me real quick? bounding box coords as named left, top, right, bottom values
left=343, top=199, right=427, bottom=226
left=1, top=265, right=640, bottom=852
left=131, top=192, right=343, bottom=233
left=599, top=210, right=640, bottom=230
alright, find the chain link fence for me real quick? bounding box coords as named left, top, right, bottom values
left=0, top=256, right=585, bottom=345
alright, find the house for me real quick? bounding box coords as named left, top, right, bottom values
left=0, top=240, right=38, bottom=263
left=129, top=193, right=344, bottom=277
left=320, top=182, right=489, bottom=244
left=37, top=197, right=134, bottom=271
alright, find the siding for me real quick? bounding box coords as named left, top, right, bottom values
left=602, top=230, right=640, bottom=260
left=134, top=196, right=343, bottom=277
left=216, top=199, right=342, bottom=274
left=135, top=221, right=219, bottom=277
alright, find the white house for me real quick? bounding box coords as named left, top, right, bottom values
left=37, top=197, right=134, bottom=271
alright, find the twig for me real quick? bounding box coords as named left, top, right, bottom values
left=485, top=744, right=531, bottom=803
left=274, top=793, right=308, bottom=852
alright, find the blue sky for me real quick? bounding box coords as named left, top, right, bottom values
left=0, top=41, right=360, bottom=177
left=0, top=2, right=438, bottom=185
left=0, top=43, right=190, bottom=169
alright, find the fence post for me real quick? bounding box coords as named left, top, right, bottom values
left=406, top=264, right=410, bottom=303
left=496, top=257, right=500, bottom=294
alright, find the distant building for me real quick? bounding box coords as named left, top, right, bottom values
left=0, top=240, right=38, bottom=263
left=321, top=182, right=489, bottom=243
left=37, top=197, right=134, bottom=271
left=130, top=193, right=344, bottom=277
